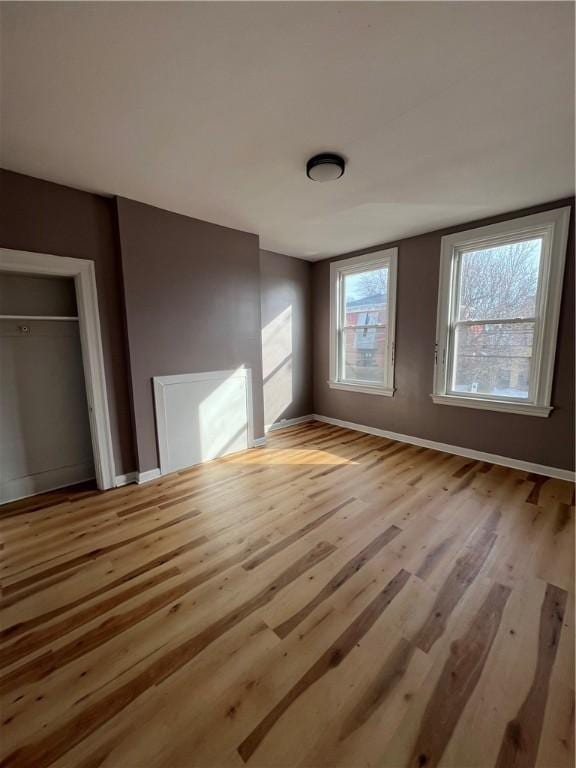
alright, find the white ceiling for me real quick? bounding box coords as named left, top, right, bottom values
left=1, top=2, right=574, bottom=260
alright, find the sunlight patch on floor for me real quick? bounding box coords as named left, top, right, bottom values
left=227, top=447, right=357, bottom=466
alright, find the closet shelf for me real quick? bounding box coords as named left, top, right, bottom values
left=0, top=315, right=79, bottom=321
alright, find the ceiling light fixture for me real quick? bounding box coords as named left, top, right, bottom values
left=306, top=153, right=345, bottom=182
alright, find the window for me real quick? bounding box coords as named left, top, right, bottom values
left=432, top=207, right=570, bottom=416
left=329, top=249, right=397, bottom=396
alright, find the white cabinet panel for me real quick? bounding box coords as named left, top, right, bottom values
left=154, top=369, right=253, bottom=475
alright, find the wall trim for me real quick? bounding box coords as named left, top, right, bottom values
left=312, top=414, right=575, bottom=482
left=137, top=468, right=161, bottom=484
left=265, top=414, right=315, bottom=432
left=430, top=393, right=552, bottom=418
left=1, top=462, right=95, bottom=505
left=125, top=438, right=266, bottom=488
left=0, top=248, right=117, bottom=492
left=328, top=381, right=395, bottom=397
left=115, top=472, right=138, bottom=487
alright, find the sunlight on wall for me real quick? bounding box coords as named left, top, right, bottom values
left=197, top=367, right=249, bottom=461
left=262, top=305, right=293, bottom=428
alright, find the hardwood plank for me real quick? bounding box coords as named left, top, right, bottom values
left=495, top=583, right=569, bottom=768
left=0, top=537, right=269, bottom=681
left=407, top=582, right=511, bottom=768
left=0, top=542, right=336, bottom=768
left=236, top=568, right=410, bottom=762
left=272, top=524, right=401, bottom=638
left=242, top=498, right=355, bottom=571
left=0, top=422, right=572, bottom=768
left=2, top=511, right=203, bottom=595
left=413, top=526, right=497, bottom=653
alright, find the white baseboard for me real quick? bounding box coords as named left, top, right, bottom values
left=265, top=415, right=315, bottom=433
left=113, top=414, right=574, bottom=488
left=137, top=468, right=161, bottom=484
left=312, top=414, right=575, bottom=482
left=116, top=469, right=160, bottom=487
left=0, top=462, right=96, bottom=505
left=115, top=472, right=138, bottom=487
left=134, top=438, right=267, bottom=483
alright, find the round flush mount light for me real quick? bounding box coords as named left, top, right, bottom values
left=306, top=153, right=345, bottom=182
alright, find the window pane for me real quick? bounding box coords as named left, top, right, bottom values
left=343, top=267, right=388, bottom=326
left=451, top=322, right=534, bottom=399
left=457, top=238, right=542, bottom=321
left=342, top=326, right=388, bottom=383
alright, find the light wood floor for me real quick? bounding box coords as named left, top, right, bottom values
left=0, top=421, right=574, bottom=768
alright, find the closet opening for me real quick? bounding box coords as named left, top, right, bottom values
left=0, top=249, right=116, bottom=504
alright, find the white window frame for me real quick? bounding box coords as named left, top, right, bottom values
left=329, top=248, right=398, bottom=396
left=431, top=207, right=570, bottom=417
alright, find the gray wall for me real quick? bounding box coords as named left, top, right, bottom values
left=260, top=250, right=312, bottom=428
left=312, top=198, right=575, bottom=471
left=0, top=320, right=94, bottom=495
left=0, top=273, right=94, bottom=501
left=116, top=197, right=264, bottom=473
left=2, top=169, right=572, bottom=478
left=0, top=273, right=77, bottom=316
left=0, top=170, right=136, bottom=475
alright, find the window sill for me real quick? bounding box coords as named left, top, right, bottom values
left=430, top=393, right=552, bottom=418
left=328, top=380, right=395, bottom=397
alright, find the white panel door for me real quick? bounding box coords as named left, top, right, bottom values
left=154, top=369, right=252, bottom=475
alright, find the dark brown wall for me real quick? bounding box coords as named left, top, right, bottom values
left=312, top=198, right=575, bottom=471
left=116, top=197, right=264, bottom=473
left=260, top=250, right=313, bottom=426
left=0, top=170, right=136, bottom=474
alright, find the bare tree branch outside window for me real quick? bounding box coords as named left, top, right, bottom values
left=452, top=238, right=542, bottom=399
